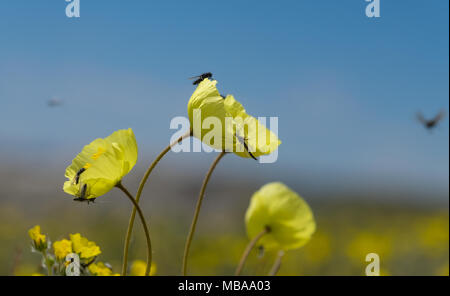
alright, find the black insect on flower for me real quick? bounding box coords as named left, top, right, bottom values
left=189, top=72, right=213, bottom=85
left=73, top=184, right=96, bottom=204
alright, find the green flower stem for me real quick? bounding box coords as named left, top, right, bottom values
left=121, top=129, right=192, bottom=276
left=235, top=226, right=270, bottom=276
left=182, top=151, right=227, bottom=276
left=268, top=250, right=285, bottom=276
left=42, top=250, right=53, bottom=276
left=116, top=182, right=153, bottom=276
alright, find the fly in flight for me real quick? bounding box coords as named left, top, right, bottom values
left=416, top=110, right=446, bottom=130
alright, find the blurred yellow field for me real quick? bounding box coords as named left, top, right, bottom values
left=2, top=194, right=447, bottom=276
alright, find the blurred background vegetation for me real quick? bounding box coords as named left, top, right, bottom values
left=1, top=161, right=448, bottom=276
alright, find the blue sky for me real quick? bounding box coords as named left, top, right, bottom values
left=0, top=1, right=448, bottom=199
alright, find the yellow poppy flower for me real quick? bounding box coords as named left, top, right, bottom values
left=129, top=260, right=157, bottom=276
left=187, top=79, right=281, bottom=158
left=53, top=239, right=73, bottom=260
left=28, top=225, right=47, bottom=251
left=245, top=182, right=315, bottom=251
left=63, top=128, right=138, bottom=200
left=223, top=95, right=281, bottom=158
left=88, top=262, right=115, bottom=276
left=69, top=233, right=101, bottom=259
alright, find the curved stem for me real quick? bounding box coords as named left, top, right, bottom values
left=116, top=182, right=152, bottom=276
left=235, top=226, right=270, bottom=276
left=122, top=129, right=192, bottom=275
left=182, top=151, right=226, bottom=276
left=268, top=250, right=285, bottom=276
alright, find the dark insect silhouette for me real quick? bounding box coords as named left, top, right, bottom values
left=47, top=98, right=63, bottom=107
left=416, top=110, right=446, bottom=130
left=73, top=184, right=96, bottom=204
left=72, top=167, right=86, bottom=185
left=236, top=134, right=258, bottom=161
left=189, top=72, right=213, bottom=85
left=257, top=245, right=265, bottom=258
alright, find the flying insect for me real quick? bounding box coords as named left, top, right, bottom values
left=416, top=110, right=446, bottom=130
left=47, top=97, right=63, bottom=107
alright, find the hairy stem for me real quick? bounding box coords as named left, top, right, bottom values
left=268, top=250, right=285, bottom=276
left=117, top=182, right=152, bottom=276
left=121, top=129, right=191, bottom=275
left=235, top=226, right=270, bottom=276
left=182, top=151, right=226, bottom=276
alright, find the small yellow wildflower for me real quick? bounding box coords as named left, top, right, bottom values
left=63, top=128, right=138, bottom=200
left=188, top=79, right=281, bottom=158
left=28, top=225, right=47, bottom=251
left=69, top=233, right=101, bottom=259
left=88, top=262, right=115, bottom=276
left=53, top=239, right=73, bottom=260
left=129, top=260, right=157, bottom=276
left=245, top=182, right=316, bottom=251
